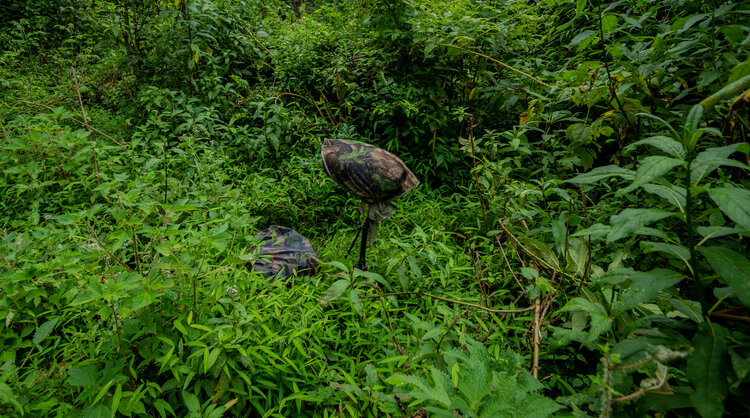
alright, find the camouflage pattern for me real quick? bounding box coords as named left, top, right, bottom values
left=321, top=139, right=420, bottom=204
left=246, top=225, right=319, bottom=282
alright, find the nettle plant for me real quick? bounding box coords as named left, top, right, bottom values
left=559, top=77, right=750, bottom=416
left=386, top=336, right=562, bottom=418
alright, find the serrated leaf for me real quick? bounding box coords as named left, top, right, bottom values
left=407, top=255, right=421, bottom=280
left=67, top=364, right=98, bottom=387
left=154, top=243, right=172, bottom=256
left=457, top=355, right=490, bottom=409
left=687, top=324, right=729, bottom=418
left=0, top=383, right=23, bottom=415
left=617, top=156, right=684, bottom=195
left=601, top=14, right=618, bottom=32
left=320, top=279, right=349, bottom=306
left=608, top=209, right=674, bottom=242
left=616, top=269, right=685, bottom=314
left=567, top=165, right=635, bottom=184
left=699, top=246, right=750, bottom=307
left=33, top=317, right=59, bottom=344
left=517, top=393, right=563, bottom=417
left=709, top=187, right=750, bottom=231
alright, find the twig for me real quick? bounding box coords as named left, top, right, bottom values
left=578, top=186, right=601, bottom=213
left=597, top=2, right=637, bottom=138
left=18, top=99, right=124, bottom=147
left=376, top=287, right=404, bottom=355
left=710, top=312, right=750, bottom=323
left=611, top=357, right=653, bottom=371
left=71, top=67, right=100, bottom=182
left=85, top=221, right=133, bottom=271
left=531, top=297, right=541, bottom=378
left=469, top=245, right=488, bottom=306
left=438, top=43, right=551, bottom=88
left=494, top=235, right=528, bottom=297
left=394, top=395, right=407, bottom=418
left=611, top=388, right=646, bottom=403
left=377, top=291, right=535, bottom=314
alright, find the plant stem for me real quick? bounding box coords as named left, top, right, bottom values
left=684, top=152, right=706, bottom=316
left=111, top=303, right=136, bottom=389
left=597, top=2, right=637, bottom=139
left=71, top=67, right=101, bottom=183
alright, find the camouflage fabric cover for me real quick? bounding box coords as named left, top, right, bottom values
left=321, top=139, right=420, bottom=204
left=246, top=225, right=319, bottom=282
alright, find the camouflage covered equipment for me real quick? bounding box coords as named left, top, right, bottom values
left=321, top=139, right=419, bottom=203
left=321, top=138, right=419, bottom=270
left=246, top=225, right=319, bottom=282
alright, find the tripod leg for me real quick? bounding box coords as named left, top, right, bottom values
left=354, top=218, right=370, bottom=271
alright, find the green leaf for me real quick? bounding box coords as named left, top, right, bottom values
left=570, top=30, right=596, bottom=47
left=386, top=372, right=452, bottom=408
left=111, top=384, right=122, bottom=418
left=617, top=156, right=684, bottom=195
left=33, top=317, right=60, bottom=344
left=625, top=135, right=685, bottom=158
left=708, top=187, right=750, bottom=231
left=731, top=350, right=750, bottom=380
left=729, top=58, right=750, bottom=83
left=616, top=269, right=686, bottom=314
left=153, top=399, right=176, bottom=417
left=457, top=355, right=490, bottom=409
left=0, top=383, right=23, bottom=415
left=642, top=183, right=686, bottom=211
left=517, top=393, right=563, bottom=418
left=68, top=364, right=98, bottom=387
left=641, top=242, right=691, bottom=270
left=183, top=391, right=200, bottom=412
left=154, top=243, right=172, bottom=256
left=601, top=14, right=618, bottom=32
left=560, top=298, right=611, bottom=344
left=349, top=290, right=363, bottom=316
left=607, top=209, right=674, bottom=242
left=570, top=223, right=610, bottom=239
left=324, top=261, right=350, bottom=272
left=687, top=323, right=729, bottom=418
left=566, top=165, right=635, bottom=184
left=699, top=246, right=750, bottom=307
left=81, top=404, right=110, bottom=418
left=320, top=279, right=349, bottom=306
left=407, top=255, right=422, bottom=281
left=691, top=144, right=750, bottom=184
left=697, top=226, right=747, bottom=242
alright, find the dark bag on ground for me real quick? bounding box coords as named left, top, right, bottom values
left=246, top=225, right=319, bottom=282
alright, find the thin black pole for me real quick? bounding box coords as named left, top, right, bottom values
left=355, top=218, right=370, bottom=271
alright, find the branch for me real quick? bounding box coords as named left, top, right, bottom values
left=438, top=43, right=551, bottom=88
left=378, top=291, right=535, bottom=313
left=72, top=67, right=101, bottom=182
left=18, top=99, right=125, bottom=147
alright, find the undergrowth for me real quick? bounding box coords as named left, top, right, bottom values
left=1, top=0, right=748, bottom=416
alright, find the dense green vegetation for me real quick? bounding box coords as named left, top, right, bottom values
left=1, top=0, right=749, bottom=416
